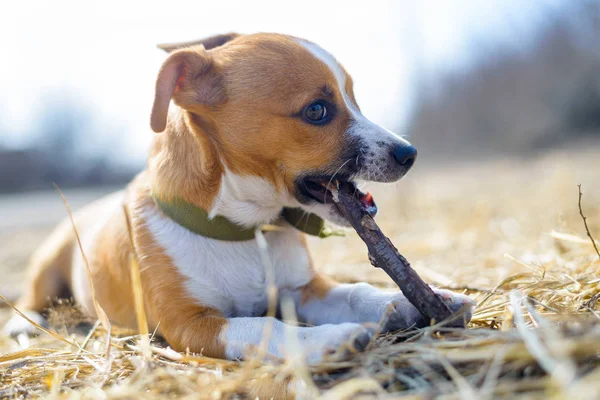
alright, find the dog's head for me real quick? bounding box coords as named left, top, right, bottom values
left=150, top=33, right=416, bottom=226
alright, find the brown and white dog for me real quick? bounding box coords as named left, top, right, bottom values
left=4, top=33, right=474, bottom=363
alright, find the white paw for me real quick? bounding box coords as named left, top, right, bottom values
left=432, top=287, right=476, bottom=324
left=380, top=289, right=476, bottom=332
left=303, top=323, right=372, bottom=364
left=3, top=311, right=48, bottom=338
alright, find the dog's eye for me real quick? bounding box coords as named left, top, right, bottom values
left=303, top=101, right=329, bottom=124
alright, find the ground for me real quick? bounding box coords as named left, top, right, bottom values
left=1, top=146, right=600, bottom=399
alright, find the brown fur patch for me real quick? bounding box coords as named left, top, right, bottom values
left=149, top=110, right=224, bottom=211
left=210, top=34, right=356, bottom=192
left=300, top=274, right=337, bottom=305
left=151, top=45, right=226, bottom=133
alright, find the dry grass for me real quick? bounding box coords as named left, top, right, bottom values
left=1, top=146, right=600, bottom=399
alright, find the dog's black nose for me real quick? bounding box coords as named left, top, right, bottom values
left=392, top=145, right=417, bottom=169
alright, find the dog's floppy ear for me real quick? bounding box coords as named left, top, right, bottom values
left=157, top=33, right=241, bottom=53
left=151, top=46, right=225, bottom=133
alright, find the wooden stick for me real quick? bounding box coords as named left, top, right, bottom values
left=334, top=183, right=464, bottom=327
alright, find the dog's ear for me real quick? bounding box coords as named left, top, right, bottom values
left=151, top=46, right=224, bottom=133
left=157, top=33, right=241, bottom=53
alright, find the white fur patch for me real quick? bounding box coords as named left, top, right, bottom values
left=208, top=166, right=296, bottom=227
left=3, top=310, right=48, bottom=339
left=222, top=317, right=369, bottom=364
left=297, top=282, right=390, bottom=325
left=144, top=204, right=312, bottom=317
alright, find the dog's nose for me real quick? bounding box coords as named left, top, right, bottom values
left=392, top=144, right=417, bottom=169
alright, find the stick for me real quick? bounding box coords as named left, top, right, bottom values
left=577, top=184, right=600, bottom=260
left=334, top=183, right=463, bottom=327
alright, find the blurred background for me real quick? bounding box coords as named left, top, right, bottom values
left=1, top=0, right=598, bottom=195
left=0, top=0, right=599, bottom=242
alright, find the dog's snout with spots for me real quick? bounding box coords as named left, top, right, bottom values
left=349, top=120, right=417, bottom=183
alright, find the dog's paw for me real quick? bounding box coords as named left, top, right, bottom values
left=304, top=323, right=372, bottom=364
left=433, top=287, right=476, bottom=324
left=3, top=311, right=48, bottom=338
left=381, top=289, right=476, bottom=332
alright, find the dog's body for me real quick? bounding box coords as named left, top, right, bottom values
left=5, top=33, right=473, bottom=363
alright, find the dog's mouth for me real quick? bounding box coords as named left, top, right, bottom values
left=299, top=177, right=378, bottom=217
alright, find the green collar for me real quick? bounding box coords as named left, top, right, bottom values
left=153, top=196, right=343, bottom=241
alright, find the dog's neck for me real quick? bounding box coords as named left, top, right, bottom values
left=148, top=108, right=293, bottom=227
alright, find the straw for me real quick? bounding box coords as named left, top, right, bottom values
left=0, top=151, right=599, bottom=398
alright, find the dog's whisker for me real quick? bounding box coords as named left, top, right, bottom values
left=328, top=158, right=352, bottom=187
left=372, top=162, right=386, bottom=181
left=323, top=158, right=353, bottom=205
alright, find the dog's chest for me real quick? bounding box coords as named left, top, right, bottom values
left=144, top=206, right=313, bottom=317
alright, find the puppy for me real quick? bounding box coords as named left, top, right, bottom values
left=4, top=33, right=474, bottom=363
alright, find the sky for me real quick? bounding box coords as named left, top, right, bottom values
left=0, top=0, right=569, bottom=164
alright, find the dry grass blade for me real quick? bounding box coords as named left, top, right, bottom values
left=54, top=184, right=113, bottom=370
left=54, top=185, right=112, bottom=335
left=0, top=348, right=59, bottom=364
left=280, top=296, right=320, bottom=399
left=122, top=203, right=151, bottom=359
left=437, top=354, right=477, bottom=400
left=320, top=377, right=384, bottom=399
left=578, top=184, right=600, bottom=260
left=510, top=291, right=576, bottom=387
left=551, top=230, right=600, bottom=246
left=77, top=320, right=101, bottom=354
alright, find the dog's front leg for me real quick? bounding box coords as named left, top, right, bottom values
left=159, top=311, right=370, bottom=364
left=221, top=317, right=370, bottom=363
left=294, top=275, right=475, bottom=332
